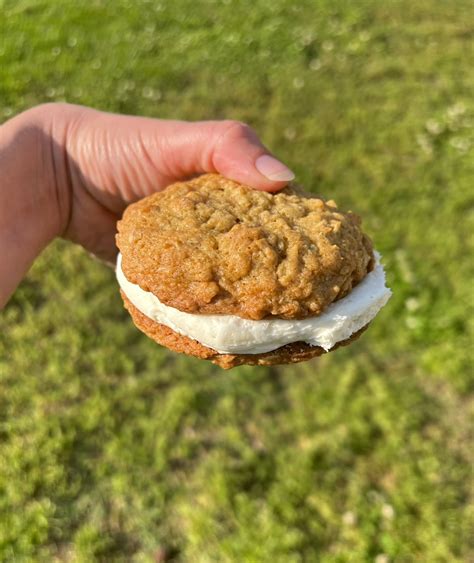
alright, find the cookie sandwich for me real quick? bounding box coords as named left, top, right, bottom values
left=116, top=174, right=391, bottom=369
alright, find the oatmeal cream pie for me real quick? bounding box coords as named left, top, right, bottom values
left=116, top=174, right=391, bottom=369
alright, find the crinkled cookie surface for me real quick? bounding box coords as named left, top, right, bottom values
left=116, top=174, right=374, bottom=320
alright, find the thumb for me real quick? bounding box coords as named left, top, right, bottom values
left=65, top=107, right=295, bottom=197
left=163, top=120, right=295, bottom=192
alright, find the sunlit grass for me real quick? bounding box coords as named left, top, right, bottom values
left=1, top=0, right=472, bottom=560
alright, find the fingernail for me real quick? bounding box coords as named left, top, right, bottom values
left=255, top=155, right=295, bottom=182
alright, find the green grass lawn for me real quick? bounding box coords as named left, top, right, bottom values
left=1, top=0, right=473, bottom=560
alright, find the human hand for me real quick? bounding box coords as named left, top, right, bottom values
left=0, top=103, right=295, bottom=307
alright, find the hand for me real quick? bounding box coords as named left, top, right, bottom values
left=0, top=103, right=295, bottom=307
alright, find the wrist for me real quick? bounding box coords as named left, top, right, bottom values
left=0, top=105, right=67, bottom=307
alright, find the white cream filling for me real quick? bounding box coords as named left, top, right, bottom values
left=116, top=252, right=391, bottom=354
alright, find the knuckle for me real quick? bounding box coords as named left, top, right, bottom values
left=221, top=119, right=252, bottom=138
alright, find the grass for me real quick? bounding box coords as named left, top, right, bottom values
left=1, top=0, right=473, bottom=560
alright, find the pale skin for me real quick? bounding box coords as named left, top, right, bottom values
left=0, top=103, right=295, bottom=309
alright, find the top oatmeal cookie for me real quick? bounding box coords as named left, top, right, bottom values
left=116, top=174, right=374, bottom=320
